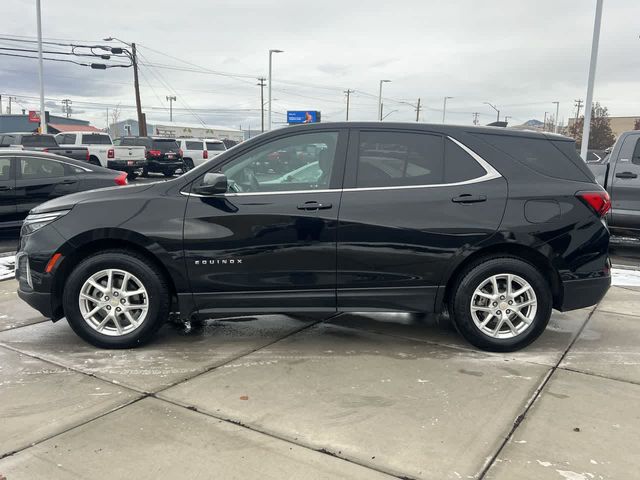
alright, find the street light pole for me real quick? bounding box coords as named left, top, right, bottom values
left=442, top=96, right=453, bottom=123
left=484, top=102, right=500, bottom=122
left=36, top=0, right=47, bottom=133
left=257, top=78, right=266, bottom=132
left=378, top=80, right=391, bottom=121
left=552, top=101, right=560, bottom=133
left=268, top=49, right=283, bottom=131
left=580, top=0, right=604, bottom=160
left=166, top=95, right=176, bottom=122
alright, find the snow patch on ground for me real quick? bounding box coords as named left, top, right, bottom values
left=611, top=267, right=640, bottom=286
left=0, top=254, right=15, bottom=281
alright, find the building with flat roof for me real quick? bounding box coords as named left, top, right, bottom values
left=568, top=116, right=640, bottom=139
left=0, top=113, right=97, bottom=134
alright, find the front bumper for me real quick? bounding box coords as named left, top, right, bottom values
left=558, top=275, right=611, bottom=311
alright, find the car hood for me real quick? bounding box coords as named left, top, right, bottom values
left=31, top=183, right=156, bottom=214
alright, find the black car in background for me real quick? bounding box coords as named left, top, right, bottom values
left=0, top=150, right=128, bottom=232
left=16, top=123, right=610, bottom=352
left=0, top=133, right=89, bottom=162
left=115, top=136, right=183, bottom=177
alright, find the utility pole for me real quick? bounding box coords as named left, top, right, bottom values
left=415, top=98, right=422, bottom=122
left=574, top=99, right=584, bottom=123
left=543, top=112, right=549, bottom=131
left=472, top=112, right=480, bottom=125
left=36, top=0, right=47, bottom=133
left=257, top=77, right=266, bottom=132
left=581, top=0, right=604, bottom=160
left=378, top=80, right=391, bottom=121
left=166, top=95, right=176, bottom=122
left=268, top=49, right=284, bottom=131
left=131, top=43, right=146, bottom=136
left=344, top=89, right=354, bottom=121
left=552, top=101, right=560, bottom=133
left=62, top=98, right=72, bottom=118
left=442, top=96, right=453, bottom=123
left=0, top=95, right=2, bottom=115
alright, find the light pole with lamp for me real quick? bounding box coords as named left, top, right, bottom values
left=268, top=49, right=283, bottom=131
left=378, top=79, right=391, bottom=121
left=484, top=102, right=500, bottom=122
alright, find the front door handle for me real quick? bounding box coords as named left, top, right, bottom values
left=0, top=186, right=13, bottom=191
left=615, top=171, right=638, bottom=179
left=452, top=194, right=487, bottom=204
left=297, top=201, right=332, bottom=211
left=60, top=179, right=77, bottom=185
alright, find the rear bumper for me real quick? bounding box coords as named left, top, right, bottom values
left=146, top=159, right=183, bottom=171
left=108, top=159, right=147, bottom=171
left=558, top=275, right=611, bottom=311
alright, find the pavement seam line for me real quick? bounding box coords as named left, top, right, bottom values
left=0, top=318, right=50, bottom=333
left=557, top=365, right=640, bottom=387
left=477, top=305, right=599, bottom=479
left=153, top=394, right=413, bottom=480
left=0, top=395, right=146, bottom=461
left=593, top=307, right=640, bottom=319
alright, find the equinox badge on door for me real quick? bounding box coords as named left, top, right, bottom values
left=194, top=258, right=243, bottom=265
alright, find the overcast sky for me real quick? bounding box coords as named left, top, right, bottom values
left=1, top=0, right=639, bottom=131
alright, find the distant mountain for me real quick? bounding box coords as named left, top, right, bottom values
left=523, top=119, right=544, bottom=127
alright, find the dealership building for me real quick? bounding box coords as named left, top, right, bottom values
left=0, top=113, right=100, bottom=134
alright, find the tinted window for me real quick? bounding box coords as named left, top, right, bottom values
left=152, top=139, right=179, bottom=152
left=186, top=141, right=203, bottom=150
left=0, top=135, right=15, bottom=146
left=20, top=157, right=65, bottom=179
left=220, top=131, right=338, bottom=192
left=21, top=135, right=58, bottom=147
left=444, top=138, right=486, bottom=183
left=206, top=142, right=226, bottom=151
left=357, top=131, right=444, bottom=187
left=474, top=134, right=592, bottom=182
left=134, top=138, right=149, bottom=147
left=551, top=140, right=596, bottom=181
left=632, top=138, right=640, bottom=166
left=81, top=134, right=112, bottom=145
left=0, top=158, right=11, bottom=180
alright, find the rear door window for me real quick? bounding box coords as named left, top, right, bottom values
left=356, top=131, right=444, bottom=188
left=444, top=138, right=487, bottom=183
left=631, top=137, right=640, bottom=166
left=0, top=158, right=12, bottom=180
left=186, top=141, right=204, bottom=150
left=474, top=133, right=592, bottom=182
left=19, top=156, right=65, bottom=179
left=206, top=142, right=226, bottom=151
left=21, top=135, right=58, bottom=147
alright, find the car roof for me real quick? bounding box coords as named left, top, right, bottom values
left=277, top=121, right=575, bottom=142
left=203, top=138, right=224, bottom=142
left=178, top=138, right=205, bottom=141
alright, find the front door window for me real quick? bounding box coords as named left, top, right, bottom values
left=220, top=131, right=339, bottom=193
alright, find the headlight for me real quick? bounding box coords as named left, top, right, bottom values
left=21, top=210, right=71, bottom=235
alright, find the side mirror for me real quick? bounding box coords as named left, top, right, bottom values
left=193, top=173, right=228, bottom=196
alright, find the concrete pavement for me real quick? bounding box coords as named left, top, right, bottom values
left=0, top=279, right=638, bottom=479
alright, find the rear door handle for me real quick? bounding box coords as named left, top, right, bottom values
left=615, top=171, right=638, bottom=179
left=297, top=201, right=332, bottom=211
left=0, top=186, right=13, bottom=191
left=452, top=194, right=487, bottom=204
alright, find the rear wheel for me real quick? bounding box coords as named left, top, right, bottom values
left=141, top=168, right=149, bottom=177
left=88, top=156, right=101, bottom=167
left=62, top=250, right=170, bottom=348
left=163, top=169, right=176, bottom=177
left=450, top=257, right=552, bottom=352
left=183, top=158, right=195, bottom=171
left=127, top=171, right=138, bottom=180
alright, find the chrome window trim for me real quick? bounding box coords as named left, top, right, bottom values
left=181, top=135, right=501, bottom=198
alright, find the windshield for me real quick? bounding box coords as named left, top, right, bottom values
left=81, top=134, right=112, bottom=145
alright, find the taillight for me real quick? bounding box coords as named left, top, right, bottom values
left=577, top=190, right=611, bottom=217
left=107, top=148, right=115, bottom=159
left=148, top=149, right=161, bottom=157
left=203, top=150, right=208, bottom=159
left=42, top=148, right=49, bottom=152
left=86, top=149, right=90, bottom=162
left=114, top=172, right=128, bottom=186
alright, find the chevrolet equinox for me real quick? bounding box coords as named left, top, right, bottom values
left=16, top=123, right=611, bottom=351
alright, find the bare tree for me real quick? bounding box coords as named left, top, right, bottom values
left=634, top=118, right=640, bottom=130
left=110, top=104, right=122, bottom=138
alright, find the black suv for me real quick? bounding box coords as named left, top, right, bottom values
left=16, top=123, right=611, bottom=351
left=115, top=136, right=183, bottom=177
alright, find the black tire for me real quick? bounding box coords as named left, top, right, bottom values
left=88, top=156, right=101, bottom=167
left=141, top=168, right=149, bottom=177
left=127, top=171, right=138, bottom=181
left=62, top=249, right=170, bottom=349
left=183, top=158, right=194, bottom=171
left=450, top=256, right=552, bottom=352
left=163, top=169, right=176, bottom=177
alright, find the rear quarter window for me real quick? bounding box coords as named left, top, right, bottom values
left=474, top=133, right=592, bottom=182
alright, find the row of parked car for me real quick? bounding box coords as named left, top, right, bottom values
left=0, top=132, right=228, bottom=179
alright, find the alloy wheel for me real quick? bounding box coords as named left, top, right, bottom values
left=470, top=273, right=537, bottom=339
left=78, top=268, right=149, bottom=336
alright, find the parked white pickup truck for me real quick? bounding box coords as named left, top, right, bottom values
left=56, top=132, right=147, bottom=179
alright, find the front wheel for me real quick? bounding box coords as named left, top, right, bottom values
left=62, top=250, right=170, bottom=348
left=450, top=257, right=552, bottom=352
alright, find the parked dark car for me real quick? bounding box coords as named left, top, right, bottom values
left=588, top=130, right=640, bottom=237
left=115, top=136, right=183, bottom=177
left=16, top=123, right=610, bottom=351
left=0, top=150, right=128, bottom=232
left=0, top=133, right=89, bottom=162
